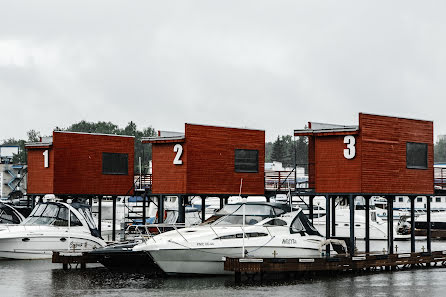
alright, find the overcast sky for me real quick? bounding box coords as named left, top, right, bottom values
left=1, top=1, right=446, bottom=142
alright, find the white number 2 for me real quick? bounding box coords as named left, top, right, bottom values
left=43, top=149, right=49, bottom=168
left=343, top=136, right=356, bottom=159
left=173, top=144, right=183, bottom=165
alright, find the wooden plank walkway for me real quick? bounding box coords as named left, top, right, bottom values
left=225, top=250, right=446, bottom=282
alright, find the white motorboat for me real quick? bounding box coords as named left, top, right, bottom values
left=0, top=202, right=25, bottom=224
left=0, top=201, right=106, bottom=259
left=312, top=208, right=389, bottom=240
left=133, top=202, right=331, bottom=275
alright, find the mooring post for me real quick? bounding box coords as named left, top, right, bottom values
left=98, top=196, right=102, bottom=236
left=178, top=195, right=185, bottom=224
left=325, top=195, right=330, bottom=257
left=201, top=196, right=206, bottom=223
left=88, top=197, right=93, bottom=207
left=309, top=195, right=314, bottom=223
left=219, top=196, right=224, bottom=210
left=142, top=193, right=147, bottom=225
left=112, top=196, right=117, bottom=241
left=331, top=196, right=336, bottom=237
left=410, top=195, right=415, bottom=253
left=387, top=196, right=394, bottom=255
left=427, top=195, right=432, bottom=253
left=349, top=194, right=355, bottom=256
left=365, top=195, right=370, bottom=254
left=158, top=195, right=164, bottom=223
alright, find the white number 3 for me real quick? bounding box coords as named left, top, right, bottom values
left=344, top=136, right=356, bottom=159
left=173, top=144, right=183, bottom=165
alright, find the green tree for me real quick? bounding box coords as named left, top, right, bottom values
left=435, top=138, right=446, bottom=163
left=266, top=135, right=308, bottom=171
left=271, top=136, right=285, bottom=164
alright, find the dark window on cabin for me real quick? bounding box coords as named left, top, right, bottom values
left=436, top=197, right=442, bottom=203
left=399, top=197, right=404, bottom=202
left=102, top=152, right=128, bottom=175
left=235, top=149, right=258, bottom=173
left=406, top=142, right=428, bottom=169
left=417, top=197, right=423, bottom=202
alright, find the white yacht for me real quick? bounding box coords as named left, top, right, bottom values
left=0, top=201, right=106, bottom=259
left=133, top=202, right=330, bottom=275
left=312, top=208, right=389, bottom=240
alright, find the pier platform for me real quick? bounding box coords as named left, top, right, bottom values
left=225, top=250, right=446, bottom=282
left=52, top=252, right=101, bottom=270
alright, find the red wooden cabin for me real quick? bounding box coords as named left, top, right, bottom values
left=26, top=131, right=134, bottom=196
left=294, top=113, right=434, bottom=194
left=143, top=124, right=265, bottom=196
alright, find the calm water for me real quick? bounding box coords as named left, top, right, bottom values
left=1, top=253, right=446, bottom=297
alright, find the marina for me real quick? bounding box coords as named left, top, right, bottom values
left=2, top=113, right=446, bottom=294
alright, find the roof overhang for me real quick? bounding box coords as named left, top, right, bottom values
left=142, top=136, right=185, bottom=144
left=25, top=142, right=53, bottom=149
left=294, top=122, right=359, bottom=137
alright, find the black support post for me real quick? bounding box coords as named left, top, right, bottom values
left=98, top=196, right=102, bottom=236
left=158, top=195, right=164, bottom=223
left=142, top=193, right=147, bottom=225
left=325, top=195, right=330, bottom=257
left=427, top=195, right=432, bottom=253
left=410, top=195, right=415, bottom=253
left=387, top=196, right=394, bottom=254
left=178, top=195, right=185, bottom=224
left=365, top=195, right=370, bottom=254
left=309, top=195, right=314, bottom=223
left=201, top=196, right=206, bottom=223
left=219, top=197, right=224, bottom=210
left=331, top=196, right=336, bottom=237
left=112, top=196, right=116, bottom=241
left=349, top=194, right=355, bottom=256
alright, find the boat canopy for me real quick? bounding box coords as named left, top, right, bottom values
left=0, top=202, right=22, bottom=224
left=212, top=203, right=289, bottom=226
left=21, top=202, right=101, bottom=238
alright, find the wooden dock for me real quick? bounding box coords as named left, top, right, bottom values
left=52, top=252, right=101, bottom=270
left=225, top=250, right=446, bottom=282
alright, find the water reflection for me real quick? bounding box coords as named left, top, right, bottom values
left=2, top=257, right=446, bottom=297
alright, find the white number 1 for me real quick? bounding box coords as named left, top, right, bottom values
left=344, top=136, right=356, bottom=159
left=43, top=150, right=49, bottom=168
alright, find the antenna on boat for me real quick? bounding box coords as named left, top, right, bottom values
left=240, top=178, right=246, bottom=258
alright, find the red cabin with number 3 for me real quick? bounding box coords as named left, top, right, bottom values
left=294, top=113, right=434, bottom=194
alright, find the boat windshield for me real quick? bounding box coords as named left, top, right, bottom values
left=212, top=204, right=285, bottom=226
left=21, top=203, right=83, bottom=226
left=0, top=203, right=21, bottom=224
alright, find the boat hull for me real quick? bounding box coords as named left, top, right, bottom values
left=0, top=235, right=105, bottom=260
left=150, top=246, right=321, bottom=275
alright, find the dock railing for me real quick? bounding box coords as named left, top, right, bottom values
left=435, top=167, right=446, bottom=190
left=134, top=174, right=152, bottom=191
left=264, top=170, right=309, bottom=191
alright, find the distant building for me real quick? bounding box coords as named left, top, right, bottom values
left=0, top=145, right=19, bottom=164
left=0, top=164, right=27, bottom=199
left=438, top=135, right=446, bottom=142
